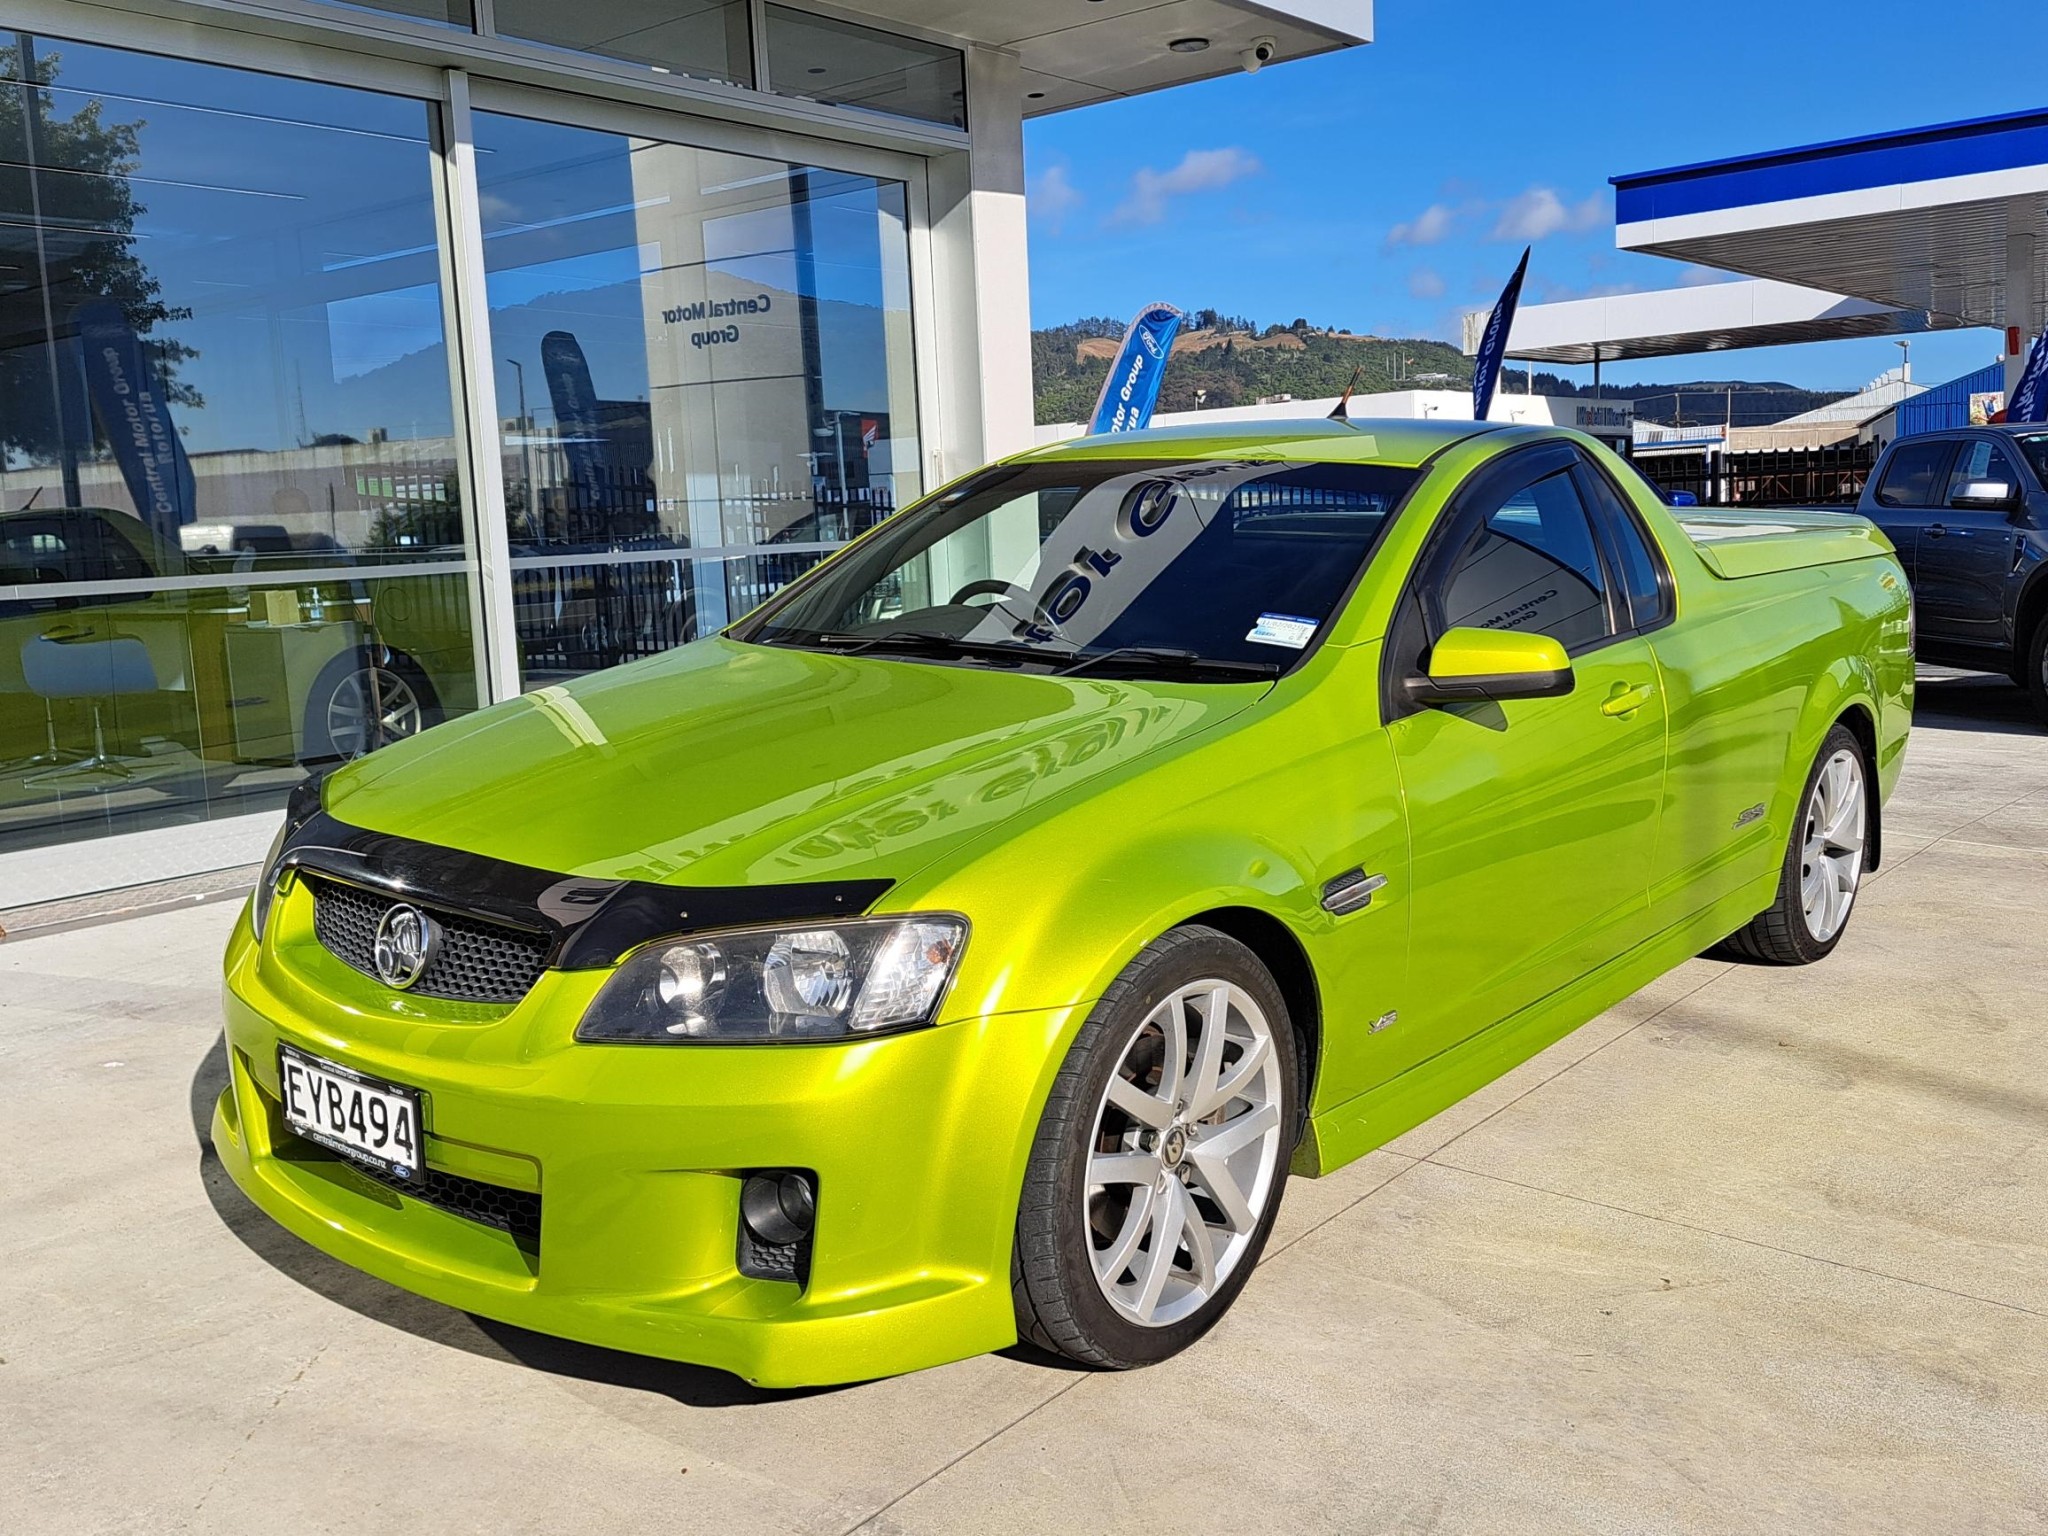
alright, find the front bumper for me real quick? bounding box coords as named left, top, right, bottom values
left=212, top=893, right=1078, bottom=1387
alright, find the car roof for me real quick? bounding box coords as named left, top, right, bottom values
left=1012, top=417, right=1540, bottom=471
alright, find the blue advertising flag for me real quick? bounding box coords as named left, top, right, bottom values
left=540, top=330, right=606, bottom=511
left=1088, top=303, right=1184, bottom=435
left=74, top=299, right=196, bottom=543
left=2007, top=325, right=2048, bottom=425
left=1471, top=247, right=1531, bottom=425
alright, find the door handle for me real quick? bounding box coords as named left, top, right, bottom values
left=1600, top=681, right=1656, bottom=717
left=1927, top=523, right=1969, bottom=538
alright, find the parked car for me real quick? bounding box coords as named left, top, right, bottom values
left=0, top=503, right=472, bottom=774
left=211, top=420, right=1912, bottom=1388
left=1848, top=426, right=2048, bottom=722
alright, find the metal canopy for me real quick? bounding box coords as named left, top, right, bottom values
left=1612, top=109, right=2048, bottom=332
left=835, top=1, right=1373, bottom=115
left=1481, top=279, right=1967, bottom=366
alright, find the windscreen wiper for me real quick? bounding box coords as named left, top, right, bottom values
left=1055, top=646, right=1282, bottom=681
left=784, top=630, right=1050, bottom=668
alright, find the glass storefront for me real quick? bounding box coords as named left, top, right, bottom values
left=1, top=35, right=475, bottom=861
left=0, top=24, right=927, bottom=873
left=473, top=110, right=921, bottom=680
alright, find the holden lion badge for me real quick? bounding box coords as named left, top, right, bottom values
left=373, top=903, right=440, bottom=990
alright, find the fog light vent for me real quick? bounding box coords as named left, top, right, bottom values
left=738, top=1170, right=815, bottom=1286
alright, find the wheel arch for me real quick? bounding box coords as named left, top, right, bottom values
left=1177, top=905, right=1323, bottom=1115
left=1833, top=700, right=1883, bottom=871
left=2016, top=565, right=2048, bottom=673
left=1780, top=652, right=1885, bottom=869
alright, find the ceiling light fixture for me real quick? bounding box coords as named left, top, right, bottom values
left=1168, top=36, right=1210, bottom=53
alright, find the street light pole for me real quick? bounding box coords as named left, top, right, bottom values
left=506, top=358, right=531, bottom=528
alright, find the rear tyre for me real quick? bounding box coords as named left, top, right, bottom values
left=2025, top=618, right=2048, bottom=730
left=1012, top=926, right=1299, bottom=1369
left=1715, top=722, right=1869, bottom=965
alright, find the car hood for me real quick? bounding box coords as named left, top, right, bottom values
left=323, top=638, right=1265, bottom=888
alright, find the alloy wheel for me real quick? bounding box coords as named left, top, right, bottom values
left=326, top=665, right=424, bottom=759
left=1799, top=747, right=1866, bottom=943
left=1083, top=979, right=1285, bottom=1328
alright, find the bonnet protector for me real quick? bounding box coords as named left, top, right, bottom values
left=275, top=809, right=893, bottom=972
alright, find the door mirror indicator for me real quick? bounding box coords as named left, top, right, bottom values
left=1406, top=626, right=1575, bottom=705
left=1949, top=480, right=2018, bottom=510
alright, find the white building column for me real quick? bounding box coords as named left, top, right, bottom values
left=924, top=44, right=1033, bottom=486
left=2006, top=213, right=2037, bottom=399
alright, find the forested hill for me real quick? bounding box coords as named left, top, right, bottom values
left=1031, top=313, right=1852, bottom=427
left=1031, top=315, right=1471, bottom=425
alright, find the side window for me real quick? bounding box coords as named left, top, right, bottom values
left=1874, top=440, right=1955, bottom=508
left=1943, top=440, right=2019, bottom=503
left=1581, top=465, right=1672, bottom=630
left=1435, top=468, right=1615, bottom=652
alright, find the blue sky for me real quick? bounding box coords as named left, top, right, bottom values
left=1024, top=0, right=2048, bottom=391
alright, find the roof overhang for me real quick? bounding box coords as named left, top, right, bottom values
left=1612, top=109, right=2048, bottom=331
left=833, top=1, right=1372, bottom=115
left=1472, top=278, right=1966, bottom=365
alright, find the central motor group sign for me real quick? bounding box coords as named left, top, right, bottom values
left=647, top=263, right=804, bottom=386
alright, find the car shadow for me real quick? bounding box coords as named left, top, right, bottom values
left=189, top=1034, right=846, bottom=1408
left=1914, top=669, right=2042, bottom=736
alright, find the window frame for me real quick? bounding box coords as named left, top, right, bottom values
left=1574, top=455, right=1677, bottom=638
left=1380, top=441, right=1653, bottom=724
left=1873, top=438, right=1961, bottom=510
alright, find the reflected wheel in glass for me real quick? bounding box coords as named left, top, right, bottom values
left=325, top=665, right=424, bottom=759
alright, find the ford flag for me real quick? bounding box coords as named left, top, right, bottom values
left=2008, top=325, right=2048, bottom=425
left=1470, top=247, right=1531, bottom=425
left=75, top=299, right=196, bottom=542
left=1088, top=303, right=1183, bottom=435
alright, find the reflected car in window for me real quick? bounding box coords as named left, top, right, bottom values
left=211, top=419, right=1913, bottom=1387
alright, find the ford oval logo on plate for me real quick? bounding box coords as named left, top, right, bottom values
left=373, top=903, right=440, bottom=990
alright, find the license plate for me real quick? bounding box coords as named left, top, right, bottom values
left=278, top=1044, right=423, bottom=1181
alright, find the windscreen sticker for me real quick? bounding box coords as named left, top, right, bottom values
left=1246, top=613, right=1317, bottom=649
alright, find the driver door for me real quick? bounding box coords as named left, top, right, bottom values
left=1384, top=444, right=1669, bottom=1054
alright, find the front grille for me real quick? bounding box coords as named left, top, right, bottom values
left=307, top=876, right=551, bottom=1004
left=329, top=1147, right=542, bottom=1245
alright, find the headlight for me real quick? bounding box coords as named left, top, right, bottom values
left=251, top=774, right=325, bottom=940
left=575, top=916, right=968, bottom=1044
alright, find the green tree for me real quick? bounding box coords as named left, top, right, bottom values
left=1, top=39, right=199, bottom=467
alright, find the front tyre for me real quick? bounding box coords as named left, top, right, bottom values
left=2025, top=616, right=2048, bottom=730
left=1716, top=722, right=1870, bottom=965
left=1012, top=926, right=1299, bottom=1369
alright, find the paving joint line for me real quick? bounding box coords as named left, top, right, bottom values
left=1420, top=1158, right=2046, bottom=1321
left=837, top=1374, right=1090, bottom=1535
left=1261, top=963, right=1738, bottom=1265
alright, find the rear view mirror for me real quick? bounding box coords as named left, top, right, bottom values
left=1949, top=480, right=2018, bottom=510
left=1407, top=626, right=1575, bottom=705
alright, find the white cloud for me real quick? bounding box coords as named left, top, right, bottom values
left=1029, top=164, right=1085, bottom=234
left=1107, top=147, right=1262, bottom=227
left=1386, top=202, right=1456, bottom=249
left=1407, top=266, right=1447, bottom=299
left=1679, top=264, right=1738, bottom=286
left=1490, top=187, right=1606, bottom=243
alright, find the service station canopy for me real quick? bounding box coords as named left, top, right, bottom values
left=1614, top=109, right=2048, bottom=339
left=1485, top=108, right=2048, bottom=365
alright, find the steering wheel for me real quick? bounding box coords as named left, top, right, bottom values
left=948, top=579, right=1036, bottom=609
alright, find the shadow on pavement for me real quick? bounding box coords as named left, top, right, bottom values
left=1914, top=670, right=2043, bottom=737
left=188, top=1033, right=840, bottom=1408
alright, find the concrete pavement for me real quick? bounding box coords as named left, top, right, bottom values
left=3, top=672, right=2044, bottom=1534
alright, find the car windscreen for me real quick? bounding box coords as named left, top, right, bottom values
left=733, top=458, right=1421, bottom=679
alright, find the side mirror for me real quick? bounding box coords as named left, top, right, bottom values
left=1407, top=626, right=1575, bottom=705
left=1949, top=480, right=2018, bottom=510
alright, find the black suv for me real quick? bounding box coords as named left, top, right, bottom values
left=1856, top=426, right=2048, bottom=724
